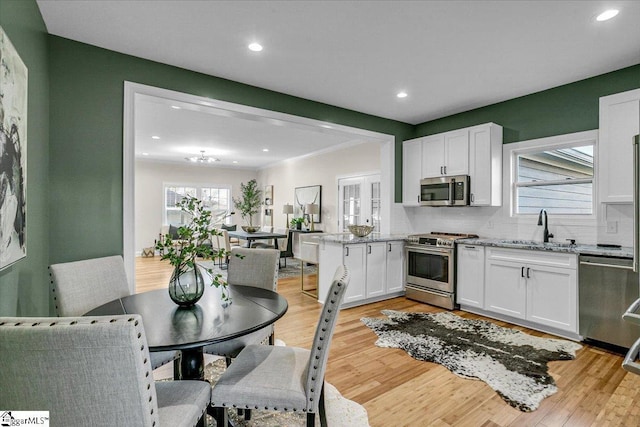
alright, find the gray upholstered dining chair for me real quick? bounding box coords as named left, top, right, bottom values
left=203, top=247, right=280, bottom=364
left=210, top=265, right=350, bottom=427
left=0, top=315, right=210, bottom=427
left=49, top=255, right=179, bottom=370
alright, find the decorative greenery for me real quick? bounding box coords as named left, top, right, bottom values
left=290, top=217, right=305, bottom=227
left=155, top=196, right=230, bottom=300
left=233, top=179, right=262, bottom=227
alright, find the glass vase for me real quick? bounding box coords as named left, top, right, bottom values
left=168, top=264, right=205, bottom=307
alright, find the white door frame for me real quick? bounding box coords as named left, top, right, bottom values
left=123, top=81, right=395, bottom=291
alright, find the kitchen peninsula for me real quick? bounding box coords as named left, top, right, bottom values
left=317, top=234, right=406, bottom=308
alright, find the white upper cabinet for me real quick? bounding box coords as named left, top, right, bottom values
left=402, top=122, right=503, bottom=206
left=468, top=123, right=503, bottom=206
left=599, top=89, right=640, bottom=204
left=422, top=130, right=469, bottom=178
left=402, top=138, right=423, bottom=206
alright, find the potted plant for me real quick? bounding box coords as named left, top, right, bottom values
left=233, top=179, right=262, bottom=232
left=290, top=217, right=305, bottom=230
left=155, top=196, right=230, bottom=306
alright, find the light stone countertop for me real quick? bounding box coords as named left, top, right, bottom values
left=458, top=237, right=633, bottom=259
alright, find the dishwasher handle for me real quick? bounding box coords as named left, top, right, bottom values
left=579, top=260, right=634, bottom=271
left=623, top=298, right=640, bottom=325
left=623, top=336, right=640, bottom=376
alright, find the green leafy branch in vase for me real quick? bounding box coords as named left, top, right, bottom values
left=155, top=195, right=231, bottom=301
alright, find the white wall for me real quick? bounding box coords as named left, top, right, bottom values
left=135, top=159, right=257, bottom=253
left=257, top=142, right=381, bottom=233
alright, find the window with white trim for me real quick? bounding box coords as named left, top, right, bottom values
left=164, top=184, right=232, bottom=225
left=511, top=133, right=595, bottom=216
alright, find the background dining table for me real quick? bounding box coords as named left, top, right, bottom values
left=227, top=230, right=287, bottom=248
left=85, top=284, right=288, bottom=380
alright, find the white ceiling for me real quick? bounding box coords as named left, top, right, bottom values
left=37, top=0, right=640, bottom=168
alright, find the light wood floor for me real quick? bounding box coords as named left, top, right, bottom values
left=137, top=256, right=640, bottom=426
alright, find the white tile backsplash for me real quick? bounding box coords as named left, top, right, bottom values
left=391, top=202, right=631, bottom=247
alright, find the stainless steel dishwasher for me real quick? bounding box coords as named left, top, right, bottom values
left=579, top=255, right=640, bottom=349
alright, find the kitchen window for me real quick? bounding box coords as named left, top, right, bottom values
left=164, top=184, right=232, bottom=225
left=510, top=131, right=596, bottom=216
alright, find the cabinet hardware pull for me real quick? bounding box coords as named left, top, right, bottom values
left=526, top=267, right=531, bottom=279
left=464, top=245, right=475, bottom=249
left=521, top=266, right=525, bottom=277
left=388, top=243, right=392, bottom=252
left=444, top=166, right=447, bottom=175
left=368, top=245, right=371, bottom=254
left=471, top=193, right=474, bottom=203
left=345, top=247, right=349, bottom=257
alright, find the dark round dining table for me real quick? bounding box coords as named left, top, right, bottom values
left=85, top=284, right=288, bottom=380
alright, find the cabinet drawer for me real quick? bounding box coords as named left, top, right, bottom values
left=486, top=247, right=576, bottom=269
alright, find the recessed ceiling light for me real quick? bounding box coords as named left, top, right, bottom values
left=171, top=105, right=181, bottom=109
left=397, top=91, right=408, bottom=99
left=232, top=160, right=238, bottom=164
left=262, top=148, right=269, bottom=152
left=142, top=152, right=149, bottom=156
left=596, top=9, right=619, bottom=21
left=248, top=42, right=263, bottom=52
left=151, top=135, right=160, bottom=140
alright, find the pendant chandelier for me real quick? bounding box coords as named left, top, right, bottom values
left=185, top=150, right=220, bottom=163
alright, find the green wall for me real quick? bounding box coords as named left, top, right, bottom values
left=414, top=64, right=640, bottom=143
left=47, top=36, right=414, bottom=265
left=0, top=0, right=50, bottom=316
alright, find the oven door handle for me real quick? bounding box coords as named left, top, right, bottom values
left=406, top=246, right=452, bottom=255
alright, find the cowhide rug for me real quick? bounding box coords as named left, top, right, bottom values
left=361, top=310, right=582, bottom=412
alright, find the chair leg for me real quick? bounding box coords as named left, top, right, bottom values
left=244, top=408, right=252, bottom=420
left=306, top=412, right=315, bottom=427
left=319, top=382, right=327, bottom=427
left=212, top=407, right=227, bottom=427
left=268, top=332, right=275, bottom=345
left=225, top=357, right=232, bottom=367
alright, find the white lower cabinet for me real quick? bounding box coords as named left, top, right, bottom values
left=385, top=241, right=405, bottom=293
left=456, top=244, right=485, bottom=308
left=484, top=248, right=577, bottom=333
left=319, top=240, right=405, bottom=307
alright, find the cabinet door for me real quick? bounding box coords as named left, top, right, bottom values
left=456, top=244, right=485, bottom=308
left=468, top=124, right=502, bottom=206
left=443, top=129, right=469, bottom=176
left=599, top=89, right=640, bottom=203
left=385, top=241, right=404, bottom=293
left=422, top=134, right=445, bottom=178
left=402, top=138, right=423, bottom=206
left=485, top=259, right=526, bottom=319
left=343, top=244, right=366, bottom=304
left=526, top=265, right=577, bottom=332
left=366, top=243, right=386, bottom=298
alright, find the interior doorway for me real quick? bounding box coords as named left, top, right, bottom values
left=338, top=173, right=381, bottom=232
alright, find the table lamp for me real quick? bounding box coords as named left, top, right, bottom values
left=283, top=203, right=294, bottom=228
left=305, top=203, right=319, bottom=231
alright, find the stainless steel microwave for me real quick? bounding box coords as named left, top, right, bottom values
left=420, top=175, right=470, bottom=206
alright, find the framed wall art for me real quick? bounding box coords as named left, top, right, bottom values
left=0, top=26, right=28, bottom=270
left=294, top=185, right=321, bottom=224
left=263, top=185, right=273, bottom=226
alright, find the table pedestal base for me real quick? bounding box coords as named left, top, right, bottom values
left=177, top=348, right=205, bottom=381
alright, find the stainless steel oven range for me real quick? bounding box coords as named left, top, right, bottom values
left=405, top=232, right=477, bottom=310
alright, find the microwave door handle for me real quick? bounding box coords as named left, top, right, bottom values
left=448, top=178, right=455, bottom=205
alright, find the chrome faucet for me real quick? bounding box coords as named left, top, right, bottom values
left=537, top=209, right=554, bottom=243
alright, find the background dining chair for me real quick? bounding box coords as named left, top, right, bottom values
left=0, top=315, right=210, bottom=427
left=49, top=255, right=179, bottom=371
left=210, top=265, right=350, bottom=427
left=251, top=227, right=293, bottom=268
left=203, top=247, right=280, bottom=364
